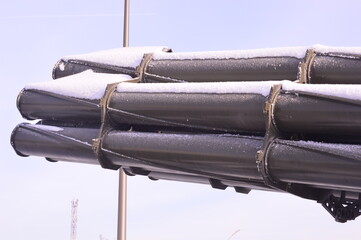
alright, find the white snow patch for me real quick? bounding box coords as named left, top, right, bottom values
left=25, top=70, right=134, bottom=100
left=32, top=125, right=64, bottom=132
left=117, top=81, right=286, bottom=96
left=282, top=82, right=361, bottom=101
left=63, top=46, right=166, bottom=68
left=153, top=46, right=308, bottom=60
left=313, top=44, right=361, bottom=55
left=117, top=80, right=361, bottom=101
left=58, top=62, right=65, bottom=71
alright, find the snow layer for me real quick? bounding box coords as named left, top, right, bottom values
left=63, top=46, right=166, bottom=68
left=153, top=45, right=361, bottom=61
left=117, top=80, right=361, bottom=101
left=32, top=125, right=64, bottom=132
left=153, top=46, right=309, bottom=60
left=61, top=45, right=361, bottom=68
left=25, top=70, right=134, bottom=100
left=313, top=44, right=361, bottom=55
left=117, top=81, right=284, bottom=96
left=282, top=82, right=361, bottom=101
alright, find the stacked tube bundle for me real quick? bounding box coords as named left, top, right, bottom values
left=12, top=45, right=361, bottom=222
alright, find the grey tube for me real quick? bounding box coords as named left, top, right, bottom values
left=274, top=91, right=361, bottom=140
left=268, top=139, right=361, bottom=193
left=143, top=57, right=301, bottom=82
left=11, top=123, right=99, bottom=164
left=18, top=83, right=361, bottom=140
left=18, top=81, right=361, bottom=142
left=17, top=82, right=269, bottom=134
left=108, top=91, right=266, bottom=134
left=310, top=55, right=361, bottom=84
left=17, top=89, right=101, bottom=122
left=101, top=131, right=361, bottom=192
left=101, top=131, right=264, bottom=181
left=11, top=123, right=269, bottom=192
left=53, top=56, right=302, bottom=82
left=11, top=123, right=361, bottom=193
left=52, top=48, right=361, bottom=84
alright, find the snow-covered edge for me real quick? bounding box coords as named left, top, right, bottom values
left=60, top=45, right=361, bottom=68
left=153, top=45, right=361, bottom=61
left=25, top=70, right=134, bottom=100
left=117, top=80, right=361, bottom=101
left=62, top=46, right=167, bottom=68
left=117, top=81, right=285, bottom=97
left=282, top=82, right=361, bottom=101
left=313, top=44, right=361, bottom=55
left=153, top=46, right=309, bottom=60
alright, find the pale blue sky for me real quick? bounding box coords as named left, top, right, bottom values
left=1, top=0, right=361, bottom=239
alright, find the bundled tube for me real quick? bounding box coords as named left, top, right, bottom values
left=11, top=123, right=269, bottom=192
left=54, top=46, right=306, bottom=82
left=11, top=123, right=361, bottom=193
left=53, top=46, right=361, bottom=84
left=17, top=79, right=361, bottom=141
left=12, top=45, right=361, bottom=222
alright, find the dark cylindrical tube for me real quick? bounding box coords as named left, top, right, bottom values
left=17, top=89, right=101, bottom=122
left=11, top=123, right=361, bottom=193
left=274, top=91, right=361, bottom=139
left=11, top=123, right=99, bottom=164
left=19, top=81, right=273, bottom=134
left=109, top=83, right=268, bottom=134
left=18, top=81, right=361, bottom=140
left=310, top=55, right=361, bottom=84
left=268, top=139, right=361, bottom=192
left=11, top=123, right=268, bottom=190
left=144, top=57, right=301, bottom=83
left=101, top=131, right=264, bottom=181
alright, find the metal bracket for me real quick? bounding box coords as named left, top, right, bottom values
left=298, top=48, right=316, bottom=83
left=93, top=78, right=140, bottom=170
left=321, top=192, right=361, bottom=223
left=256, top=84, right=288, bottom=190
left=137, top=53, right=154, bottom=82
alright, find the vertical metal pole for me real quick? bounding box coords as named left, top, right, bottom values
left=123, top=0, right=130, bottom=48
left=117, top=170, right=127, bottom=240
left=118, top=1, right=129, bottom=240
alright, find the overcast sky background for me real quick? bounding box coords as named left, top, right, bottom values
left=1, top=0, right=361, bottom=239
